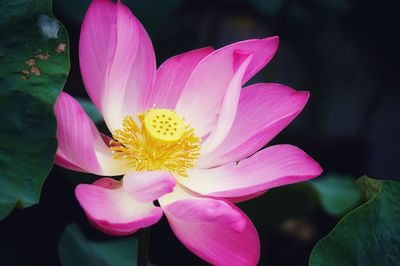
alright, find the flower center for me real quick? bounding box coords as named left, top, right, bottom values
left=110, top=109, right=201, bottom=178
left=143, top=109, right=186, bottom=143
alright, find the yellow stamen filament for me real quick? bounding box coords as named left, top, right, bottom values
left=110, top=109, right=201, bottom=178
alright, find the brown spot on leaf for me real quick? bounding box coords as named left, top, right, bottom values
left=21, top=70, right=30, bottom=75
left=55, top=43, right=66, bottom=53
left=34, top=53, right=50, bottom=60
left=30, top=66, right=41, bottom=76
left=25, top=58, right=35, bottom=66
left=21, top=76, right=29, bottom=80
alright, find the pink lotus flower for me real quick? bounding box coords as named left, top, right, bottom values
left=54, top=0, right=322, bottom=265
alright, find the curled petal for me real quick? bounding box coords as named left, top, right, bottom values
left=159, top=186, right=260, bottom=266
left=176, top=37, right=279, bottom=137
left=181, top=145, right=323, bottom=198
left=198, top=83, right=309, bottom=168
left=75, top=177, right=163, bottom=236
left=200, top=51, right=254, bottom=155
left=239, top=36, right=279, bottom=85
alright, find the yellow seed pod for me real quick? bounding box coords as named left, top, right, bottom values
left=143, top=109, right=186, bottom=143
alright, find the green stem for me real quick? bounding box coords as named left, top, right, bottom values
left=138, top=227, right=151, bottom=266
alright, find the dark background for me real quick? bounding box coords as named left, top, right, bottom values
left=1, top=0, right=399, bottom=265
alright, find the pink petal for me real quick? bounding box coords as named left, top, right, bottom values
left=123, top=171, right=176, bottom=202
left=181, top=145, right=322, bottom=198
left=159, top=186, right=260, bottom=266
left=175, top=37, right=279, bottom=137
left=54, top=92, right=129, bottom=176
left=76, top=177, right=163, bottom=236
left=149, top=47, right=214, bottom=109
left=54, top=149, right=86, bottom=172
left=198, top=83, right=309, bottom=168
left=225, top=190, right=268, bottom=204
left=79, top=0, right=156, bottom=131
left=200, top=51, right=254, bottom=155
left=240, top=36, right=279, bottom=85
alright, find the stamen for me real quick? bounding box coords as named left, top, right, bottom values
left=110, top=109, right=201, bottom=178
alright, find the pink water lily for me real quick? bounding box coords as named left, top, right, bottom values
left=54, top=0, right=322, bottom=265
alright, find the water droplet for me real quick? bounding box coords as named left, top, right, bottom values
left=37, top=14, right=60, bottom=39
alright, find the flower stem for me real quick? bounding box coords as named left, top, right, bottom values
left=138, top=227, right=151, bottom=266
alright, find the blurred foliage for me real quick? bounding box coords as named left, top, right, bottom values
left=54, top=0, right=181, bottom=26
left=239, top=174, right=361, bottom=233
left=76, top=98, right=103, bottom=125
left=59, top=224, right=139, bottom=266
left=309, top=174, right=361, bottom=216
left=309, top=176, right=400, bottom=266
left=250, top=0, right=283, bottom=17
left=0, top=0, right=69, bottom=220
left=239, top=183, right=318, bottom=232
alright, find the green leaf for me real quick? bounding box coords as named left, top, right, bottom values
left=0, top=0, right=69, bottom=219
left=59, top=224, right=138, bottom=266
left=0, top=194, right=15, bottom=221
left=309, top=176, right=400, bottom=266
left=310, top=174, right=362, bottom=216
left=355, top=175, right=381, bottom=200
